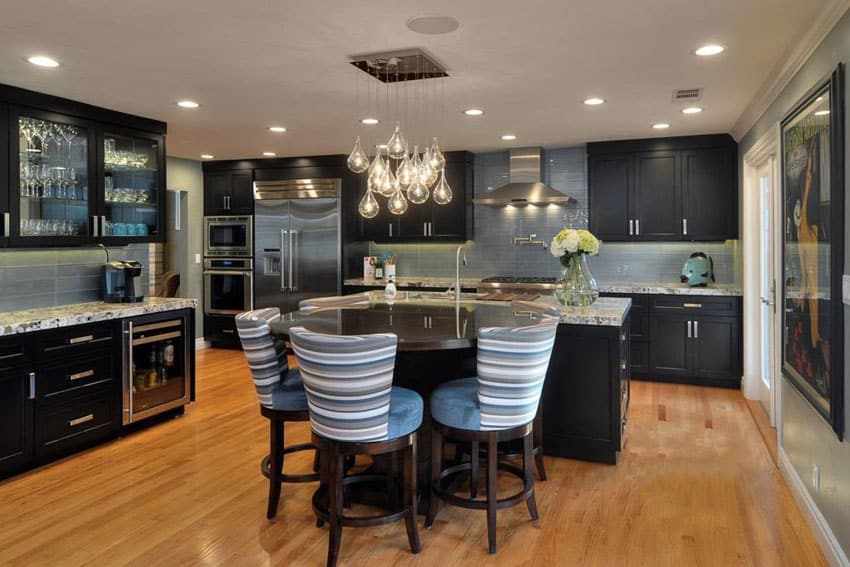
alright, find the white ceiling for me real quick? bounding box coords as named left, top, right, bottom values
left=0, top=0, right=830, bottom=160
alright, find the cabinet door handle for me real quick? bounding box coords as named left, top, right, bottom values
left=28, top=372, right=35, bottom=400
left=101, top=216, right=107, bottom=237
left=683, top=218, right=688, bottom=235
left=68, top=334, right=95, bottom=344
left=423, top=222, right=428, bottom=236
left=635, top=219, right=640, bottom=235
left=429, top=222, right=433, bottom=236
left=629, top=219, right=634, bottom=236
left=683, top=303, right=702, bottom=309
left=68, top=369, right=95, bottom=381
left=92, top=215, right=99, bottom=237
left=389, top=224, right=393, bottom=237
left=69, top=414, right=95, bottom=427
left=693, top=321, right=699, bottom=339
left=222, top=329, right=235, bottom=335
left=3, top=212, right=9, bottom=237
left=687, top=320, right=692, bottom=338
left=619, top=360, right=627, bottom=371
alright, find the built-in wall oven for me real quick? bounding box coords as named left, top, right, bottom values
left=122, top=311, right=192, bottom=425
left=204, top=257, right=254, bottom=315
left=204, top=215, right=253, bottom=257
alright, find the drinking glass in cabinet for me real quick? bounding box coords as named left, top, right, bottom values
left=102, top=132, right=160, bottom=238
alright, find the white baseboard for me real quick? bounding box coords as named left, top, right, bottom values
left=778, top=446, right=850, bottom=566
left=195, top=337, right=211, bottom=350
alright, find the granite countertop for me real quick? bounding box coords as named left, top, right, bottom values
left=345, top=276, right=481, bottom=289
left=0, top=297, right=198, bottom=336
left=598, top=282, right=743, bottom=296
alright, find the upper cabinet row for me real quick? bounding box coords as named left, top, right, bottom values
left=0, top=85, right=167, bottom=247
left=588, top=134, right=738, bottom=242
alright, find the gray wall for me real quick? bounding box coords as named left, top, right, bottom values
left=165, top=157, right=204, bottom=338
left=738, top=9, right=850, bottom=557
left=370, top=146, right=739, bottom=284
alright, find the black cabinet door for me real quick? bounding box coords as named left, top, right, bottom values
left=0, top=103, right=8, bottom=248
left=649, top=313, right=691, bottom=377
left=205, top=171, right=231, bottom=215
left=204, top=171, right=253, bottom=215
left=589, top=153, right=632, bottom=241
left=681, top=148, right=737, bottom=241
left=633, top=151, right=681, bottom=240
left=691, top=316, right=741, bottom=381
left=0, top=369, right=32, bottom=474
left=430, top=158, right=472, bottom=241
left=229, top=171, right=254, bottom=214
left=359, top=201, right=400, bottom=242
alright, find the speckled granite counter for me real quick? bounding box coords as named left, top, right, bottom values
left=599, top=282, right=742, bottom=296
left=344, top=277, right=481, bottom=289
left=0, top=298, right=197, bottom=336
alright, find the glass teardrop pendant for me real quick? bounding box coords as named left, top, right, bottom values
left=377, top=167, right=397, bottom=197
left=387, top=186, right=409, bottom=215
left=347, top=136, right=369, bottom=173
left=429, top=137, right=446, bottom=171
left=358, top=188, right=379, bottom=218
left=407, top=178, right=430, bottom=204
left=367, top=151, right=386, bottom=190
left=419, top=151, right=438, bottom=187
left=432, top=169, right=453, bottom=205
left=397, top=151, right=415, bottom=188
left=386, top=123, right=408, bottom=159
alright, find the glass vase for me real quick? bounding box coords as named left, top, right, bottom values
left=554, top=254, right=599, bottom=307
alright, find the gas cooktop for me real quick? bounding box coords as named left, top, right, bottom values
left=477, top=276, right=558, bottom=290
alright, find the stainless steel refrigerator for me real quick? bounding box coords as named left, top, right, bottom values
left=253, top=178, right=341, bottom=313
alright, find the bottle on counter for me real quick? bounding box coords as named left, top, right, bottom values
left=375, top=257, right=384, bottom=280
left=384, top=274, right=397, bottom=300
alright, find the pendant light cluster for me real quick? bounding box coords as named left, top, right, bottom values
left=347, top=52, right=452, bottom=219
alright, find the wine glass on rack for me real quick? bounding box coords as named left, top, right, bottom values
left=61, top=125, right=77, bottom=162
left=19, top=118, right=37, bottom=152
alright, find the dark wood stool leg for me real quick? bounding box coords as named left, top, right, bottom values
left=313, top=448, right=320, bottom=473
left=404, top=441, right=421, bottom=554
left=486, top=433, right=498, bottom=554
left=425, top=427, right=442, bottom=528
left=470, top=440, right=480, bottom=499
left=523, top=432, right=539, bottom=521
left=533, top=410, right=546, bottom=481
left=267, top=417, right=284, bottom=519
left=327, top=444, right=343, bottom=567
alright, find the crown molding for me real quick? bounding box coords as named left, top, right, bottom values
left=731, top=0, right=850, bottom=141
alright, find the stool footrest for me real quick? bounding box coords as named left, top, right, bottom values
left=261, top=446, right=321, bottom=483
left=433, top=461, right=533, bottom=511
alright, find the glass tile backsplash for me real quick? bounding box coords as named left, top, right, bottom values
left=0, top=245, right=150, bottom=311
left=370, top=146, right=740, bottom=284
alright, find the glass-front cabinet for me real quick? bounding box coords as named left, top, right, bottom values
left=99, top=126, right=165, bottom=242
left=9, top=108, right=96, bottom=246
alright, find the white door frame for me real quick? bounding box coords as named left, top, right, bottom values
left=742, top=124, right=783, bottom=430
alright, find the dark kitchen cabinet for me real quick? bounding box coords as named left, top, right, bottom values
left=649, top=313, right=693, bottom=378
left=604, top=293, right=649, bottom=374
left=0, top=333, right=33, bottom=476
left=588, top=135, right=737, bottom=242
left=204, top=170, right=254, bottom=215
left=690, top=316, right=741, bottom=381
left=0, top=103, right=8, bottom=246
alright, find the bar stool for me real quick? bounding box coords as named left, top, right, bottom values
left=235, top=308, right=320, bottom=520
left=289, top=326, right=423, bottom=567
left=298, top=292, right=371, bottom=311
left=425, top=317, right=559, bottom=554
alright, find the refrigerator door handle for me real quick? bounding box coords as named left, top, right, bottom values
left=280, top=229, right=288, bottom=292
left=289, top=230, right=296, bottom=291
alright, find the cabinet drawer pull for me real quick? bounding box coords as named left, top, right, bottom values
left=683, top=303, right=702, bottom=309
left=619, top=360, right=627, bottom=371
left=222, top=329, right=235, bottom=334
left=69, top=414, right=95, bottom=427
left=68, top=334, right=95, bottom=344
left=68, top=369, right=95, bottom=381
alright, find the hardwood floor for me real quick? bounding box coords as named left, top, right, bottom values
left=0, top=349, right=825, bottom=566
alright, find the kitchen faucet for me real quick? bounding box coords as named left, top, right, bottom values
left=447, top=244, right=467, bottom=301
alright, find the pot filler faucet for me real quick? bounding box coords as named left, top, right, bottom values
left=446, top=244, right=467, bottom=301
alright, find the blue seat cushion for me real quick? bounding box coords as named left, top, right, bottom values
left=387, top=387, right=424, bottom=439
left=430, top=377, right=481, bottom=431
left=268, top=368, right=309, bottom=412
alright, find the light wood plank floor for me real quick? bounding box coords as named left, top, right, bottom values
left=0, top=348, right=825, bottom=566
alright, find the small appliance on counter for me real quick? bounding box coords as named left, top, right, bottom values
left=680, top=252, right=715, bottom=287
left=104, top=260, right=145, bottom=303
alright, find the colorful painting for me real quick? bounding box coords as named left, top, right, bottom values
left=781, top=64, right=844, bottom=440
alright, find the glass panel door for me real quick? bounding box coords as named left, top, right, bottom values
left=102, top=132, right=160, bottom=238
left=17, top=114, right=90, bottom=238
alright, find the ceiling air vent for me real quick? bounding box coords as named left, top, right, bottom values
left=672, top=88, right=702, bottom=102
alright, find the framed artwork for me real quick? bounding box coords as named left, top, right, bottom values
left=781, top=63, right=844, bottom=440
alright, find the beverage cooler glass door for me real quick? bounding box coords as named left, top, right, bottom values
left=13, top=110, right=94, bottom=244
left=102, top=130, right=161, bottom=239
left=123, top=317, right=191, bottom=425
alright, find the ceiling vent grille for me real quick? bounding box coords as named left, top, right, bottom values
left=672, top=88, right=702, bottom=102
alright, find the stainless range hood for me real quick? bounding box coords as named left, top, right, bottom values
left=473, top=147, right=574, bottom=206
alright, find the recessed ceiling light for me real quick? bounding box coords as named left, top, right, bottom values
left=200, top=154, right=214, bottom=159
left=269, top=126, right=287, bottom=133
left=463, top=108, right=485, bottom=116
left=360, top=117, right=380, bottom=125
left=406, top=16, right=460, bottom=35
left=500, top=134, right=517, bottom=141
left=262, top=151, right=276, bottom=157
left=694, top=44, right=725, bottom=57
left=27, top=55, right=60, bottom=68
left=682, top=106, right=703, bottom=114
left=177, top=100, right=200, bottom=109
left=583, top=98, right=605, bottom=106
left=652, top=123, right=671, bottom=130
left=815, top=110, right=830, bottom=116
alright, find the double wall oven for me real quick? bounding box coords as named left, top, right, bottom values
left=204, top=216, right=254, bottom=321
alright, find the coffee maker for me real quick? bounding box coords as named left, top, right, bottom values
left=104, top=261, right=145, bottom=303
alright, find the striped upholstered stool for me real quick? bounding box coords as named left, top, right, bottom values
left=425, top=317, right=559, bottom=554
left=289, top=326, right=423, bottom=567
left=235, top=308, right=320, bottom=520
